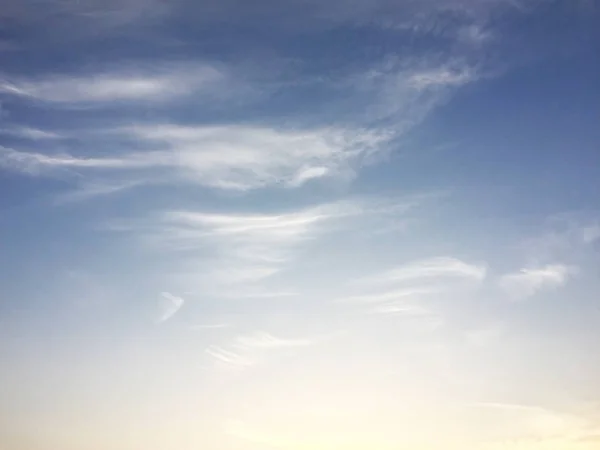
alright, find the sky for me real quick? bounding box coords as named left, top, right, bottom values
left=1, top=0, right=600, bottom=449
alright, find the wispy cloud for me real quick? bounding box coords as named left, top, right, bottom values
left=408, top=66, right=476, bottom=90
left=156, top=204, right=335, bottom=260
left=0, top=145, right=163, bottom=174
left=234, top=332, right=315, bottom=349
left=337, top=287, right=438, bottom=317
left=205, top=345, right=254, bottom=368
left=499, top=264, right=575, bottom=300
left=0, top=126, right=61, bottom=140
left=119, top=124, right=387, bottom=190
left=113, top=201, right=359, bottom=294
left=358, top=257, right=487, bottom=286
left=334, top=257, right=484, bottom=326
left=0, top=63, right=223, bottom=104
left=0, top=125, right=387, bottom=191
left=339, top=287, right=440, bottom=304
left=369, top=301, right=435, bottom=317
left=190, top=323, right=230, bottom=330
left=206, top=331, right=316, bottom=368
left=155, top=291, right=184, bottom=323
left=2, top=0, right=169, bottom=37
left=52, top=179, right=146, bottom=204
left=105, top=196, right=427, bottom=307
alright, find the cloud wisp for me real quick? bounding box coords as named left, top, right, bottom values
left=335, top=256, right=485, bottom=325
left=0, top=125, right=387, bottom=191
left=155, top=291, right=185, bottom=323
left=205, top=345, right=254, bottom=368
left=357, top=257, right=487, bottom=287
left=0, top=63, right=224, bottom=104
left=206, top=331, right=317, bottom=369
left=113, top=201, right=360, bottom=294
left=499, top=264, right=575, bottom=300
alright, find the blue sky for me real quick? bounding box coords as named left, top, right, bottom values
left=1, top=1, right=600, bottom=449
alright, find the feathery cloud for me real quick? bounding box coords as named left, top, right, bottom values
left=234, top=332, right=315, bottom=349
left=339, top=287, right=439, bottom=304
left=358, top=257, right=487, bottom=286
left=0, top=125, right=387, bottom=191
left=0, top=146, right=163, bottom=174
left=0, top=64, right=223, bottom=104
left=190, top=323, right=230, bottom=330
left=155, top=291, right=184, bottom=323
left=205, top=346, right=254, bottom=368
left=114, top=201, right=359, bottom=294
left=408, top=66, right=476, bottom=90
left=206, top=331, right=316, bottom=369
left=0, top=126, right=61, bottom=140
left=338, top=257, right=484, bottom=322
left=119, top=124, right=387, bottom=190
left=499, top=264, right=574, bottom=300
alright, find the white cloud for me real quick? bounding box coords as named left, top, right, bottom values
left=369, top=301, right=433, bottom=317
left=234, top=332, right=315, bottom=349
left=359, top=257, right=487, bottom=286
left=347, top=54, right=481, bottom=126
left=0, top=126, right=61, bottom=140
left=0, top=125, right=387, bottom=191
left=339, top=287, right=439, bottom=304
left=339, top=257, right=484, bottom=321
left=0, top=146, right=164, bottom=174
left=53, top=179, right=145, bottom=204
left=288, top=166, right=331, bottom=187
left=158, top=205, right=332, bottom=258
left=499, top=264, right=575, bottom=300
left=205, top=345, right=254, bottom=368
left=120, top=124, right=386, bottom=190
left=129, top=202, right=358, bottom=292
left=190, top=323, right=230, bottom=330
left=155, top=291, right=184, bottom=323
left=206, top=331, right=316, bottom=369
left=0, top=63, right=223, bottom=103
left=408, top=66, right=476, bottom=90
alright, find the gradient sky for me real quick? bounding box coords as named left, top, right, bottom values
left=1, top=1, right=600, bottom=449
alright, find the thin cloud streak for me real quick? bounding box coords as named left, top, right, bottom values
left=0, top=126, right=62, bottom=140
left=408, top=66, right=476, bottom=90
left=234, top=332, right=315, bottom=349
left=338, top=287, right=439, bottom=304
left=206, top=331, right=317, bottom=369
left=0, top=125, right=388, bottom=191
left=155, top=291, right=184, bottom=323
left=113, top=201, right=361, bottom=294
left=190, top=323, right=230, bottom=330
left=499, top=264, right=575, bottom=300
left=119, top=124, right=387, bottom=190
left=358, top=257, right=487, bottom=286
left=0, top=146, right=166, bottom=174
left=205, top=345, right=254, bottom=368
left=337, top=256, right=485, bottom=320
left=0, top=64, right=224, bottom=103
